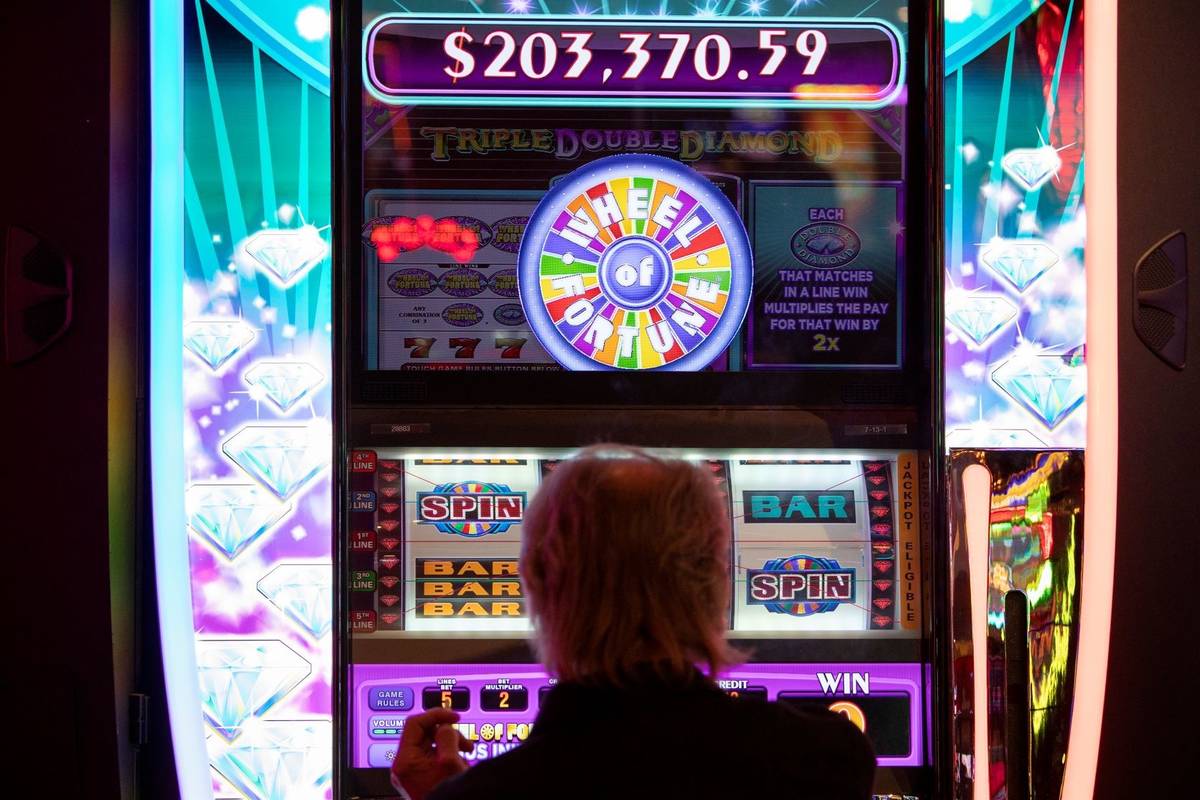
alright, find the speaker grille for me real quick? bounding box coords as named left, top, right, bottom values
left=1136, top=306, right=1175, bottom=351
left=1136, top=248, right=1177, bottom=291
left=1132, top=231, right=1188, bottom=370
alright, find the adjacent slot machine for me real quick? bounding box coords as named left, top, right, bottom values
left=334, top=3, right=942, bottom=798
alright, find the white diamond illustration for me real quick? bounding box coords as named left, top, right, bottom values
left=992, top=353, right=1086, bottom=429
left=184, top=320, right=256, bottom=372
left=257, top=563, right=333, bottom=639
left=196, top=640, right=312, bottom=740
left=186, top=483, right=291, bottom=559
left=244, top=360, right=325, bottom=413
left=979, top=239, right=1060, bottom=292
left=1001, top=145, right=1061, bottom=192
left=222, top=424, right=329, bottom=500
left=243, top=226, right=328, bottom=288
left=946, top=293, right=1019, bottom=348
left=946, top=427, right=1048, bottom=449
left=209, top=720, right=331, bottom=800
left=210, top=766, right=243, bottom=800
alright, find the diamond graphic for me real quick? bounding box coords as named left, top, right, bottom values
left=979, top=239, right=1060, bottom=292
left=186, top=483, right=291, bottom=559
left=209, top=720, right=331, bottom=800
left=244, top=361, right=325, bottom=413
left=945, top=427, right=1049, bottom=448
left=184, top=320, right=256, bottom=372
left=196, top=640, right=312, bottom=740
left=223, top=424, right=329, bottom=500
left=243, top=226, right=328, bottom=288
left=946, top=293, right=1019, bottom=347
left=257, top=563, right=332, bottom=639
left=1001, top=145, right=1061, bottom=192
left=992, top=353, right=1086, bottom=429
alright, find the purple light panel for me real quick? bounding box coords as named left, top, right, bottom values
left=353, top=661, right=924, bottom=769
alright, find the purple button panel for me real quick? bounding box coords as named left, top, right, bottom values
left=352, top=661, right=925, bottom=768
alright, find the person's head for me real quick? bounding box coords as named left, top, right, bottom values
left=520, top=444, right=739, bottom=685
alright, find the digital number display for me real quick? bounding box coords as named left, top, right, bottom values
left=421, top=686, right=471, bottom=710
left=366, top=16, right=903, bottom=108
left=480, top=686, right=529, bottom=711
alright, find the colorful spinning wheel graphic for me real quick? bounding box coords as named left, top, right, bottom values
left=518, top=154, right=752, bottom=371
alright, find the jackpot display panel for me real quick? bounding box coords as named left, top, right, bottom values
left=335, top=1, right=940, bottom=798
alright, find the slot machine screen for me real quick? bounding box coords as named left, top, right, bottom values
left=346, top=448, right=926, bottom=771
left=344, top=0, right=933, bottom=408
left=339, top=0, right=935, bottom=793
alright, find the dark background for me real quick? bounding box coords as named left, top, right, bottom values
left=2, top=1, right=1198, bottom=798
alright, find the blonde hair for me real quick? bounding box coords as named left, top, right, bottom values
left=520, top=445, right=739, bottom=685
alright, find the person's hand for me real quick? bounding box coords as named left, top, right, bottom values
left=390, top=708, right=473, bottom=800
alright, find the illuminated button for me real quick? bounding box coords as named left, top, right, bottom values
left=723, top=686, right=768, bottom=701
left=367, top=742, right=399, bottom=767
left=480, top=686, right=529, bottom=712
left=371, top=727, right=402, bottom=737
left=368, top=686, right=414, bottom=711
left=422, top=686, right=470, bottom=711
left=368, top=715, right=406, bottom=739
left=828, top=700, right=867, bottom=732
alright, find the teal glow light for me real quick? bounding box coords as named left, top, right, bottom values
left=206, top=0, right=331, bottom=91
left=149, top=0, right=210, bottom=797
left=362, top=15, right=907, bottom=110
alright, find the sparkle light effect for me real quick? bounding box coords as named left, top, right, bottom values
left=164, top=0, right=335, bottom=795
left=1001, top=141, right=1072, bottom=193
left=239, top=223, right=330, bottom=289
left=945, top=4, right=1087, bottom=448
left=945, top=0, right=972, bottom=23
left=294, top=6, right=330, bottom=42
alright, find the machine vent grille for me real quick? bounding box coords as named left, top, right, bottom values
left=361, top=381, right=428, bottom=403
left=841, top=384, right=907, bottom=405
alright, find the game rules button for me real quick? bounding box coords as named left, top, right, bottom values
left=368, top=686, right=415, bottom=711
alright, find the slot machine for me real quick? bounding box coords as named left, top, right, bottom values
left=333, top=2, right=944, bottom=798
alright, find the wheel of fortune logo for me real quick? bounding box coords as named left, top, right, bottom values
left=517, top=154, right=753, bottom=371
left=417, top=482, right=526, bottom=538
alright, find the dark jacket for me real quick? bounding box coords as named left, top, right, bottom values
left=429, top=671, right=875, bottom=799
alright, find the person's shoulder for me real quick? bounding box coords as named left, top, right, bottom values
left=427, top=740, right=549, bottom=800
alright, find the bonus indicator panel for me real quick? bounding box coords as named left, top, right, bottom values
left=366, top=193, right=556, bottom=370
left=352, top=662, right=925, bottom=769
